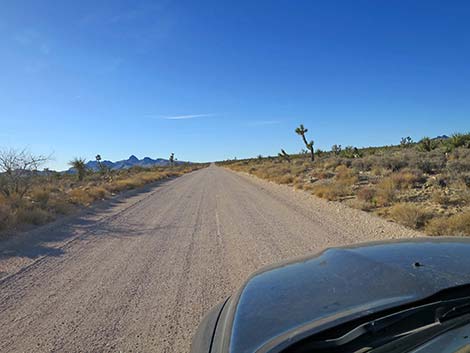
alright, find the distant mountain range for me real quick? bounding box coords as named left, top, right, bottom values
left=432, top=135, right=449, bottom=140
left=67, top=155, right=186, bottom=172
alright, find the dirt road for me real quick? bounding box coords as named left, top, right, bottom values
left=0, top=165, right=422, bottom=352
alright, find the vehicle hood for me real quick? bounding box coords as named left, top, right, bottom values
left=225, top=238, right=470, bottom=353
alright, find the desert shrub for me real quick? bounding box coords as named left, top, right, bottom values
left=371, top=166, right=387, bottom=176
left=312, top=182, right=349, bottom=201
left=351, top=157, right=374, bottom=172
left=425, top=211, right=470, bottom=236
left=108, top=179, right=139, bottom=192
left=357, top=186, right=376, bottom=203
left=68, top=189, right=94, bottom=205
left=0, top=202, right=12, bottom=230
left=391, top=170, right=423, bottom=189
left=4, top=192, right=28, bottom=209
left=311, top=170, right=334, bottom=180
left=452, top=183, right=470, bottom=205
left=335, top=165, right=358, bottom=185
left=461, top=174, right=470, bottom=188
left=47, top=198, right=74, bottom=215
left=416, top=154, right=446, bottom=174
left=323, top=158, right=342, bottom=171
left=87, top=186, right=108, bottom=200
left=388, top=203, right=428, bottom=229
left=447, top=158, right=470, bottom=174
left=431, top=190, right=451, bottom=206
left=16, top=207, right=53, bottom=226
left=31, top=187, right=51, bottom=207
left=378, top=155, right=408, bottom=171
left=276, top=174, right=295, bottom=184
left=375, top=177, right=397, bottom=206
left=348, top=198, right=376, bottom=211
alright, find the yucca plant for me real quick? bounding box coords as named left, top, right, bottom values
left=69, top=157, right=87, bottom=181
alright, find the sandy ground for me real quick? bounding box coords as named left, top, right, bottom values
left=0, top=165, right=423, bottom=352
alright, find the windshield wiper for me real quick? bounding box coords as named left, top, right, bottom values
left=438, top=301, right=470, bottom=322
left=289, top=296, right=470, bottom=353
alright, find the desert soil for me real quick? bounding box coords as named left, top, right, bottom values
left=0, top=165, right=423, bottom=352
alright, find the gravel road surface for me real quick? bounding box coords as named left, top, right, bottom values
left=0, top=165, right=422, bottom=352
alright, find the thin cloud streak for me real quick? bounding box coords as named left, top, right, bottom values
left=246, top=120, right=281, bottom=126
left=158, top=114, right=215, bottom=120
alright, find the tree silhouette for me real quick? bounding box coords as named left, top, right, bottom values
left=295, top=124, right=314, bottom=161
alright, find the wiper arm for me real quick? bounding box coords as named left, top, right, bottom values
left=438, top=302, right=470, bottom=322
left=304, top=296, right=470, bottom=351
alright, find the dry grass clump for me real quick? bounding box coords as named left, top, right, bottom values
left=15, top=207, right=53, bottom=226
left=425, top=211, right=470, bottom=236
left=375, top=177, right=397, bottom=206
left=68, top=188, right=95, bottom=206
left=390, top=169, right=423, bottom=189
left=431, top=190, right=451, bottom=206
left=335, top=165, right=358, bottom=185
left=107, top=171, right=172, bottom=192
left=69, top=186, right=109, bottom=206
left=31, top=187, right=51, bottom=206
left=275, top=174, right=295, bottom=185
left=87, top=186, right=108, bottom=200
left=312, top=182, right=350, bottom=201
left=46, top=198, right=74, bottom=215
left=311, top=170, right=333, bottom=180
left=388, top=203, right=428, bottom=229
left=357, top=186, right=376, bottom=204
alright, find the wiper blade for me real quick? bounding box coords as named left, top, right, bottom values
left=438, top=302, right=470, bottom=322
left=303, top=296, right=470, bottom=351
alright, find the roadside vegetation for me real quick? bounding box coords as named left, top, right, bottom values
left=219, top=129, right=470, bottom=236
left=0, top=148, right=207, bottom=235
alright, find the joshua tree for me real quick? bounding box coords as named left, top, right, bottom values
left=331, top=144, right=342, bottom=155
left=418, top=137, right=437, bottom=152
left=95, top=154, right=103, bottom=173
left=69, top=157, right=87, bottom=181
left=278, top=149, right=291, bottom=163
left=169, top=153, right=175, bottom=166
left=400, top=136, right=413, bottom=148
left=295, top=124, right=314, bottom=161
left=341, top=146, right=362, bottom=158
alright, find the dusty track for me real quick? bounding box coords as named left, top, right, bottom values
left=0, top=165, right=422, bottom=352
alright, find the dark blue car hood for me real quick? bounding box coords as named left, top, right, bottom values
left=224, top=238, right=470, bottom=353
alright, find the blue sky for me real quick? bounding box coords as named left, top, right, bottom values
left=1, top=1, right=469, bottom=170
